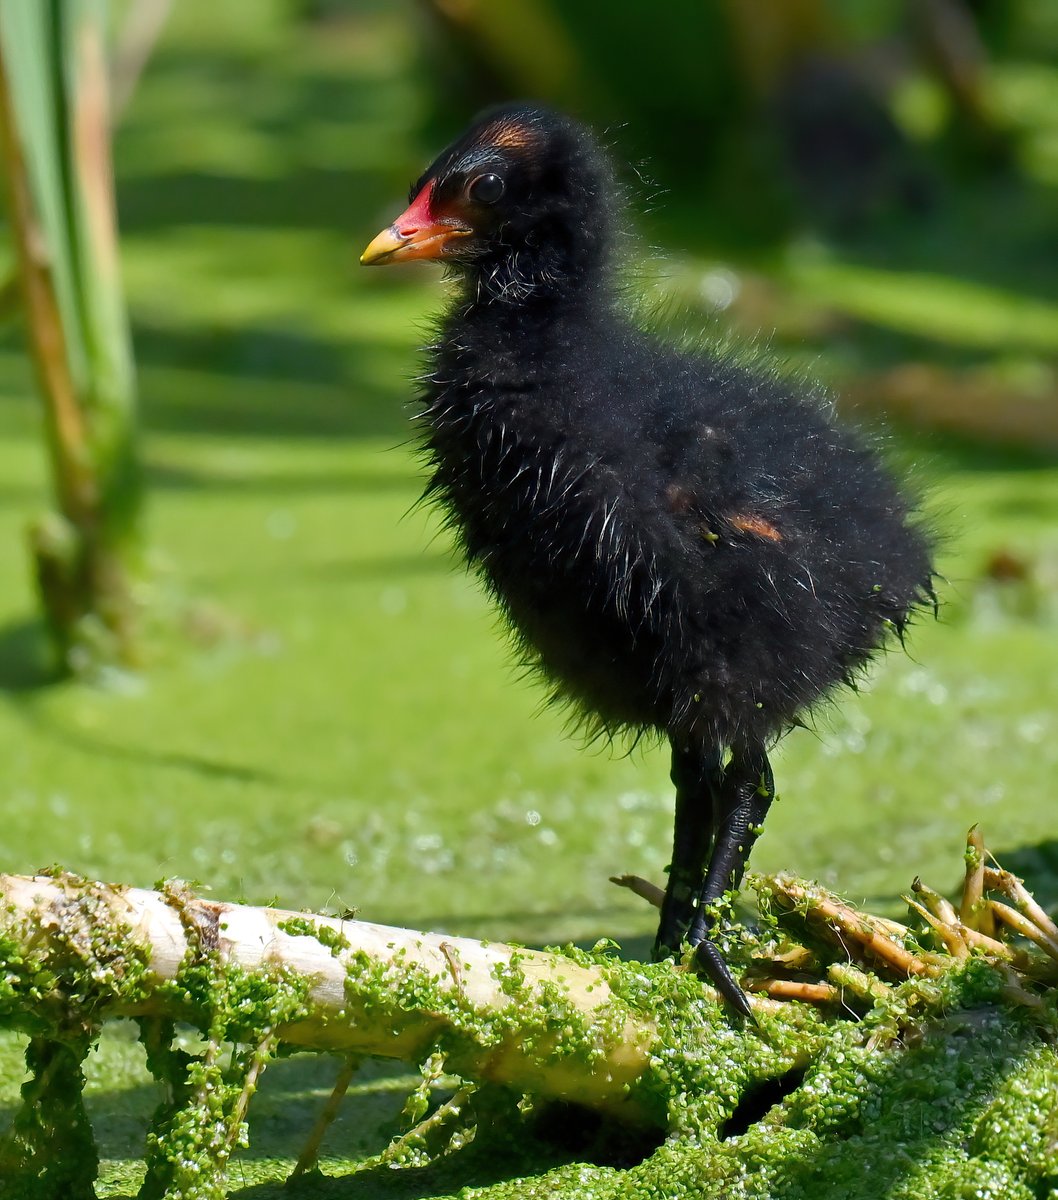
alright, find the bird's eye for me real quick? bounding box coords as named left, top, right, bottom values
left=467, top=173, right=505, bottom=205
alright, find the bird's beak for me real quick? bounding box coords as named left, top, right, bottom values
left=359, top=221, right=471, bottom=265
left=360, top=182, right=472, bottom=266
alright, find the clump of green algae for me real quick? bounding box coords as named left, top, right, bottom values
left=0, top=1035, right=98, bottom=1200
left=0, top=869, right=152, bottom=1200
left=0, top=867, right=1056, bottom=1200
left=134, top=883, right=311, bottom=1200
left=0, top=874, right=311, bottom=1200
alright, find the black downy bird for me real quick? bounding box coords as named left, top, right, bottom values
left=361, top=105, right=934, bottom=1015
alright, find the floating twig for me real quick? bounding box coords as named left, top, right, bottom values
left=610, top=873, right=665, bottom=909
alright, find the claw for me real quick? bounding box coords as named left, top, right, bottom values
left=692, top=936, right=755, bottom=1021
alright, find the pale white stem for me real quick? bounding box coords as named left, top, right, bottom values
left=0, top=874, right=657, bottom=1125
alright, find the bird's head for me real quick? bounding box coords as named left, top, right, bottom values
left=360, top=104, right=617, bottom=300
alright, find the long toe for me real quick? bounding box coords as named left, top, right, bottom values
left=653, top=902, right=695, bottom=962
left=692, top=937, right=755, bottom=1021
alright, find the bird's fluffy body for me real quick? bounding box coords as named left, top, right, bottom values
left=419, top=290, right=931, bottom=751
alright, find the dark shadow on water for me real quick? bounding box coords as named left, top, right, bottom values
left=0, top=619, right=62, bottom=694
left=135, top=323, right=351, bottom=386
left=121, top=166, right=386, bottom=237
left=146, top=461, right=421, bottom=497
left=719, top=1067, right=807, bottom=1140
left=136, top=326, right=413, bottom=442
left=116, top=43, right=410, bottom=235
left=187, top=551, right=454, bottom=599
left=134, top=313, right=423, bottom=404
left=3, top=697, right=295, bottom=788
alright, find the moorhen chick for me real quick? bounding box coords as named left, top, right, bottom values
left=361, top=104, right=934, bottom=1015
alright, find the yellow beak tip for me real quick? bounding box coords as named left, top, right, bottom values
left=360, top=226, right=405, bottom=267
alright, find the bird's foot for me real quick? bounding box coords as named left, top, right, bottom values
left=615, top=870, right=755, bottom=1017
left=689, top=933, right=755, bottom=1021
left=652, top=916, right=691, bottom=964
left=651, top=872, right=699, bottom=963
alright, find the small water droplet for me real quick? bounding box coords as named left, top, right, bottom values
left=699, top=268, right=740, bottom=311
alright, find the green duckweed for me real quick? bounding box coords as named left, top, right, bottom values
left=0, top=870, right=1056, bottom=1199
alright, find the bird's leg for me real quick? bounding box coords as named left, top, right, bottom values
left=653, top=743, right=723, bottom=960
left=688, top=746, right=775, bottom=1017
left=692, top=746, right=774, bottom=922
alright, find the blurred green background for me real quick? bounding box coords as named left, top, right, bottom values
left=1, top=0, right=1057, bottom=1192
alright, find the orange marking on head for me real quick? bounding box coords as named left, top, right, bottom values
left=485, top=120, right=538, bottom=152
left=729, top=514, right=782, bottom=542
